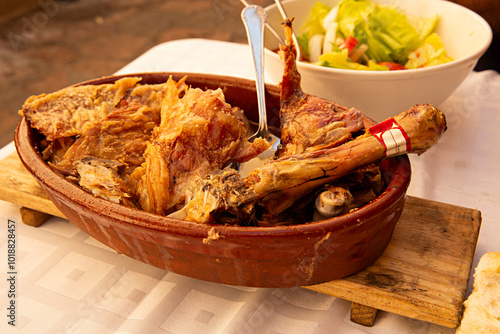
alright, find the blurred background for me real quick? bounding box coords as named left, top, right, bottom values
left=0, top=0, right=498, bottom=149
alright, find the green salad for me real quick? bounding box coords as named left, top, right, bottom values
left=297, top=0, right=453, bottom=70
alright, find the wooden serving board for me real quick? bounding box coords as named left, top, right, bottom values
left=305, top=196, right=480, bottom=328
left=0, top=152, right=481, bottom=328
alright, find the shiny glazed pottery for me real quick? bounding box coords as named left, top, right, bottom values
left=15, top=72, right=411, bottom=287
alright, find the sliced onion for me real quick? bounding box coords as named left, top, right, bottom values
left=322, top=22, right=338, bottom=54
left=322, top=6, right=339, bottom=30
left=349, top=44, right=368, bottom=63
left=309, top=34, right=325, bottom=63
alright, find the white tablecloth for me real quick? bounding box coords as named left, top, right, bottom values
left=1, top=39, right=499, bottom=334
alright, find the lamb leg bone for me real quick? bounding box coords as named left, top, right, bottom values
left=183, top=104, right=446, bottom=223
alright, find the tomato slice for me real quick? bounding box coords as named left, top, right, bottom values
left=378, top=62, right=408, bottom=71
left=341, top=36, right=359, bottom=54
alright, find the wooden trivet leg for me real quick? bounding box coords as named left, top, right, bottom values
left=19, top=207, right=52, bottom=227
left=350, top=302, right=379, bottom=327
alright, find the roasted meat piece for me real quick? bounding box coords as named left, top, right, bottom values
left=52, top=101, right=159, bottom=175
left=253, top=18, right=366, bottom=220
left=130, top=77, right=270, bottom=216
left=172, top=167, right=257, bottom=224
left=277, top=18, right=364, bottom=158
left=75, top=157, right=135, bottom=208
left=19, top=77, right=170, bottom=141
left=179, top=103, right=447, bottom=224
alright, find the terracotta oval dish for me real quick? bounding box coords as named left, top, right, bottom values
left=15, top=72, right=411, bottom=287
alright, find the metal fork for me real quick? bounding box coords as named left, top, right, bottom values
left=239, top=5, right=280, bottom=177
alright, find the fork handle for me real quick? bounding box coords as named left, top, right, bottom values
left=242, top=6, right=269, bottom=138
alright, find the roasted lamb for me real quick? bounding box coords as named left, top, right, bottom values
left=128, top=77, right=270, bottom=215
left=177, top=103, right=446, bottom=224
left=277, top=18, right=364, bottom=158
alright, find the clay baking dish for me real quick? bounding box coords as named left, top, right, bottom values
left=15, top=72, right=411, bottom=287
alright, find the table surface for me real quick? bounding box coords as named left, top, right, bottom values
left=1, top=39, right=499, bottom=334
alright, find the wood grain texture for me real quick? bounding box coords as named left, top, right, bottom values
left=19, top=206, right=52, bottom=227
left=0, top=152, right=64, bottom=218
left=305, top=197, right=481, bottom=328
left=351, top=302, right=378, bottom=327
left=0, top=152, right=481, bottom=328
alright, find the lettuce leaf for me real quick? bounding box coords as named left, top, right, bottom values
left=300, top=1, right=332, bottom=38
left=410, top=14, right=438, bottom=40
left=405, top=33, right=453, bottom=69
left=336, top=0, right=374, bottom=38
left=351, top=5, right=421, bottom=63
left=297, top=33, right=311, bottom=59
left=299, top=1, right=332, bottom=61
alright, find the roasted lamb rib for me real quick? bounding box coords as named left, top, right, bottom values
left=277, top=18, right=364, bottom=158
left=51, top=101, right=159, bottom=175
left=20, top=76, right=271, bottom=216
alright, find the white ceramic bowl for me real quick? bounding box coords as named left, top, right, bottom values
left=264, top=0, right=492, bottom=121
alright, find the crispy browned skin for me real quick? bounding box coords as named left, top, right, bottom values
left=130, top=77, right=270, bottom=216
left=277, top=18, right=364, bottom=158
left=19, top=77, right=168, bottom=141
left=52, top=101, right=159, bottom=175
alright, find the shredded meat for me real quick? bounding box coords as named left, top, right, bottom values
left=75, top=157, right=135, bottom=208
left=129, top=77, right=270, bottom=215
